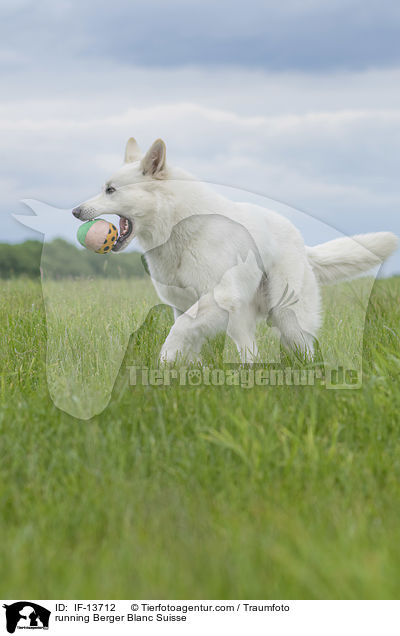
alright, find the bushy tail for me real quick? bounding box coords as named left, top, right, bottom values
left=306, top=232, right=398, bottom=285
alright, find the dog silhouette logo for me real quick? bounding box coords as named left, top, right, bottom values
left=14, top=193, right=384, bottom=418
left=2, top=602, right=50, bottom=633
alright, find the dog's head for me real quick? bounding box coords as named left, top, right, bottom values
left=72, top=138, right=167, bottom=251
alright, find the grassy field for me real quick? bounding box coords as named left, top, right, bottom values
left=1, top=275, right=400, bottom=599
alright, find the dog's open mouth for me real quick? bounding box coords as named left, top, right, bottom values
left=112, top=216, right=134, bottom=252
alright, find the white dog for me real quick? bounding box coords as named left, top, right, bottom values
left=72, top=138, right=398, bottom=362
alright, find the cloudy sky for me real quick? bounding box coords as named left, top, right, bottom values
left=2, top=0, right=400, bottom=273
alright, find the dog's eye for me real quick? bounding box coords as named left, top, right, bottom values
left=105, top=186, right=116, bottom=195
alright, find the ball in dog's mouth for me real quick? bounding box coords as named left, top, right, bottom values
left=112, top=216, right=134, bottom=252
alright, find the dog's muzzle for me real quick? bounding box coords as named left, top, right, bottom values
left=72, top=206, right=83, bottom=219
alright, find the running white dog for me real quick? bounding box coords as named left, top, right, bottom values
left=72, top=138, right=398, bottom=362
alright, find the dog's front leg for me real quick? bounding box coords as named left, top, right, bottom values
left=160, top=293, right=228, bottom=363
left=226, top=311, right=258, bottom=363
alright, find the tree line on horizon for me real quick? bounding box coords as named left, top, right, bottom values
left=0, top=239, right=146, bottom=279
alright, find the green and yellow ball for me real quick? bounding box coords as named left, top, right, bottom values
left=77, top=219, right=118, bottom=254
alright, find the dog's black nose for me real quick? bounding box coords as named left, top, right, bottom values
left=72, top=206, right=82, bottom=219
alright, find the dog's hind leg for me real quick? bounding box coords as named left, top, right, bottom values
left=278, top=314, right=315, bottom=358
left=267, top=285, right=315, bottom=359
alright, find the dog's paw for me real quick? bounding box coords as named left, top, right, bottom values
left=159, top=345, right=179, bottom=364
left=159, top=343, right=201, bottom=365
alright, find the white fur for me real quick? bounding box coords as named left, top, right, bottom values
left=74, top=138, right=398, bottom=362
left=307, top=233, right=398, bottom=284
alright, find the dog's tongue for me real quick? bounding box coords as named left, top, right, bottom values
left=119, top=216, right=129, bottom=236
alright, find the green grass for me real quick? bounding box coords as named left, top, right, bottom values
left=1, top=275, right=400, bottom=599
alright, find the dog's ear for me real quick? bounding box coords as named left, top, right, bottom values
left=141, top=139, right=166, bottom=176
left=124, top=137, right=142, bottom=163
